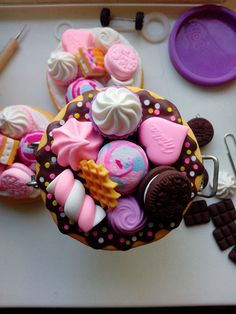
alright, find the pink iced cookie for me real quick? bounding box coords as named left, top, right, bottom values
left=0, top=162, right=36, bottom=198
left=62, top=29, right=94, bottom=55
left=18, top=130, right=44, bottom=171
left=97, top=140, right=148, bottom=194
left=138, top=117, right=189, bottom=165
left=104, top=43, right=138, bottom=81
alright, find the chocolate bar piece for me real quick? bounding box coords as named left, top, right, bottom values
left=228, top=245, right=236, bottom=264
left=184, top=200, right=210, bottom=226
left=213, top=222, right=236, bottom=250
left=208, top=199, right=236, bottom=227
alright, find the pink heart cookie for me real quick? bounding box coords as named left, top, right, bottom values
left=138, top=117, right=189, bottom=165
left=0, top=162, right=35, bottom=198
left=61, top=29, right=94, bottom=55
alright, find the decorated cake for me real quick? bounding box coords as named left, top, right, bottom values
left=0, top=105, right=53, bottom=203
left=36, top=86, right=205, bottom=250
left=47, top=27, right=143, bottom=111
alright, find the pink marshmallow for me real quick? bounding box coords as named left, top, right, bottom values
left=61, top=29, right=94, bottom=55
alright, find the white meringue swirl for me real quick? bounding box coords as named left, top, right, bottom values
left=47, top=50, right=78, bottom=85
left=91, top=87, right=142, bottom=138
left=93, top=27, right=122, bottom=53
left=214, top=171, right=236, bottom=199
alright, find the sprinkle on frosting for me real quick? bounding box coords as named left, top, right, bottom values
left=107, top=196, right=147, bottom=235
left=51, top=118, right=103, bottom=171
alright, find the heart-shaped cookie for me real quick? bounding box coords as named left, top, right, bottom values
left=61, top=29, right=94, bottom=55
left=138, top=117, right=189, bottom=165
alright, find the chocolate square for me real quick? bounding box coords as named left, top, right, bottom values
left=213, top=222, right=236, bottom=250
left=228, top=245, right=236, bottom=264
left=208, top=199, right=236, bottom=227
left=184, top=200, right=210, bottom=226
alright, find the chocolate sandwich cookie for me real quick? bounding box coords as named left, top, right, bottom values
left=187, top=117, right=214, bottom=147
left=139, top=166, right=192, bottom=230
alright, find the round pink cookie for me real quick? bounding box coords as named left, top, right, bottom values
left=18, top=130, right=44, bottom=171
left=0, top=162, right=35, bottom=198
left=104, top=43, right=138, bottom=81
left=97, top=140, right=149, bottom=194
left=65, top=78, right=104, bottom=103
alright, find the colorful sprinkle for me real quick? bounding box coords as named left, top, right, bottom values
left=39, top=177, right=44, bottom=183
left=88, top=93, right=93, bottom=99
left=191, top=156, right=197, bottom=162
left=59, top=120, right=65, bottom=126
left=49, top=173, right=56, bottom=180
left=193, top=164, right=199, bottom=170
left=148, top=108, right=154, bottom=114
left=86, top=101, right=91, bottom=108
left=92, top=231, right=98, bottom=237
left=190, top=171, right=195, bottom=177
left=59, top=206, right=64, bottom=212
left=180, top=166, right=185, bottom=171
left=131, top=236, right=137, bottom=242
left=126, top=240, right=131, bottom=245
left=64, top=224, right=69, bottom=230
left=44, top=162, right=50, bottom=168
left=98, top=237, right=104, bottom=244
left=184, top=157, right=190, bottom=164
left=167, top=107, right=173, bottom=112
left=186, top=149, right=192, bottom=155
left=147, top=231, right=153, bottom=237
left=185, top=142, right=190, bottom=148
left=154, top=103, right=160, bottom=109
left=148, top=222, right=154, bottom=228
left=77, top=101, right=83, bottom=107
left=120, top=237, right=125, bottom=243
left=85, top=113, right=90, bottom=120
left=170, top=116, right=176, bottom=122
left=44, top=182, right=49, bottom=187
left=177, top=118, right=182, bottom=123
left=47, top=193, right=52, bottom=199
left=102, top=227, right=108, bottom=233
left=51, top=157, right=57, bottom=163
left=144, top=99, right=150, bottom=106
left=60, top=213, right=66, bottom=218
left=74, top=113, right=80, bottom=119
left=154, top=109, right=160, bottom=116
left=108, top=233, right=113, bottom=240
left=52, top=200, right=58, bottom=206
left=45, top=145, right=51, bottom=152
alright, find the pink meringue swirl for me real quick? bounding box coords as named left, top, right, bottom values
left=107, top=196, right=146, bottom=235
left=51, top=118, right=103, bottom=171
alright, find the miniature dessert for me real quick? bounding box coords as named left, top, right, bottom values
left=47, top=27, right=143, bottom=110
left=0, top=105, right=53, bottom=203
left=36, top=86, right=205, bottom=250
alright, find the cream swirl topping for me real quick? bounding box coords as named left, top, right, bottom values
left=0, top=105, right=33, bottom=139
left=48, top=50, right=78, bottom=84
left=93, top=27, right=122, bottom=53
left=214, top=171, right=236, bottom=199
left=91, top=87, right=142, bottom=138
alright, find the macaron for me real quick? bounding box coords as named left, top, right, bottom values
left=0, top=162, right=39, bottom=199
left=138, top=166, right=192, bottom=229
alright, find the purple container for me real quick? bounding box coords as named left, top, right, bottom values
left=169, top=5, right=236, bottom=86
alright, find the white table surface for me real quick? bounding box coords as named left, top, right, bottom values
left=0, top=3, right=236, bottom=308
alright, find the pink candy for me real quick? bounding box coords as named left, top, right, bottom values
left=62, top=29, right=94, bottom=55
left=18, top=130, right=44, bottom=171
left=104, top=43, right=138, bottom=81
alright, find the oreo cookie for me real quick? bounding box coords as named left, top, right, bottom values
left=187, top=117, right=214, bottom=147
left=139, top=166, right=192, bottom=230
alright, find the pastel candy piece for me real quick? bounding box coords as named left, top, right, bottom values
left=0, top=134, right=19, bottom=165
left=104, top=43, right=138, bottom=81
left=61, top=29, right=94, bottom=55
left=65, top=78, right=104, bottom=103
left=18, top=130, right=44, bottom=171
left=0, top=162, right=35, bottom=198
left=138, top=117, right=189, bottom=165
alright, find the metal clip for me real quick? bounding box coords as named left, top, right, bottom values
left=28, top=141, right=40, bottom=155
left=197, top=155, right=219, bottom=198
left=26, top=175, right=39, bottom=189
left=224, top=133, right=236, bottom=177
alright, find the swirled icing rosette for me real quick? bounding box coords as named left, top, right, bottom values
left=48, top=50, right=78, bottom=86
left=93, top=27, right=122, bottom=53
left=47, top=169, right=106, bottom=232
left=107, top=196, right=147, bottom=235
left=51, top=118, right=103, bottom=171
left=91, top=86, right=142, bottom=139
left=212, top=171, right=236, bottom=199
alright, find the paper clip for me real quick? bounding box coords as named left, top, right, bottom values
left=224, top=133, right=236, bottom=177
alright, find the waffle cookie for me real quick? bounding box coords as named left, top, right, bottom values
left=35, top=86, right=205, bottom=250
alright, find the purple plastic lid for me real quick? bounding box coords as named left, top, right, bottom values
left=169, top=5, right=236, bottom=86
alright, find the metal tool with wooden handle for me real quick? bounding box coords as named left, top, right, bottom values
left=0, top=24, right=27, bottom=73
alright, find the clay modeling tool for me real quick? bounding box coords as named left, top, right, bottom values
left=0, top=24, right=27, bottom=73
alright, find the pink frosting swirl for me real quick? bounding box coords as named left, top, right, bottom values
left=51, top=118, right=103, bottom=171
left=107, top=196, right=146, bottom=235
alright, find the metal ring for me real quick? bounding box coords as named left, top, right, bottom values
left=54, top=20, right=74, bottom=41
left=197, top=155, right=219, bottom=198
left=224, top=133, right=236, bottom=177
left=141, top=12, right=170, bottom=43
